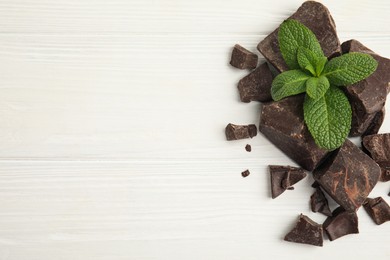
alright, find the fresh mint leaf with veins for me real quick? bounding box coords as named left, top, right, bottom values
left=278, top=19, right=324, bottom=70
left=271, top=70, right=310, bottom=101
left=322, top=52, right=378, bottom=86
left=306, top=76, right=329, bottom=100
left=297, top=47, right=318, bottom=76
left=303, top=86, right=352, bottom=150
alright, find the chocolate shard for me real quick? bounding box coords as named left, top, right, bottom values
left=341, top=39, right=390, bottom=136
left=284, top=214, right=323, bottom=247
left=241, top=169, right=250, bottom=178
left=269, top=165, right=307, bottom=199
left=363, top=197, right=390, bottom=225
left=362, top=133, right=390, bottom=182
left=237, top=62, right=274, bottom=102
left=257, top=1, right=340, bottom=72
left=259, top=95, right=329, bottom=171
left=323, top=207, right=359, bottom=241
left=230, top=44, right=258, bottom=70
left=310, top=188, right=332, bottom=217
left=245, top=144, right=252, bottom=152
left=225, top=123, right=257, bottom=140
left=313, top=139, right=380, bottom=212
left=363, top=106, right=385, bottom=137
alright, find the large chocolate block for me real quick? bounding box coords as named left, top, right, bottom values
left=313, top=140, right=380, bottom=212
left=323, top=207, right=359, bottom=241
left=257, top=1, right=340, bottom=72
left=259, top=95, right=329, bottom=171
left=284, top=214, right=323, bottom=247
left=362, top=133, right=390, bottom=182
left=341, top=40, right=390, bottom=136
left=237, top=62, right=274, bottom=102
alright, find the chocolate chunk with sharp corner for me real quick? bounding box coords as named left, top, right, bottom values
left=259, top=95, right=329, bottom=171
left=310, top=188, right=332, bottom=216
left=363, top=106, right=385, bottom=137
left=284, top=214, right=323, bottom=247
left=323, top=207, right=359, bottom=241
left=341, top=40, right=390, bottom=136
left=257, top=1, right=340, bottom=72
left=362, top=133, right=390, bottom=182
left=237, top=62, right=273, bottom=102
left=313, top=139, right=380, bottom=212
left=363, top=197, right=390, bottom=225
left=230, top=44, right=258, bottom=70
left=225, top=123, right=257, bottom=140
left=269, top=165, right=306, bottom=199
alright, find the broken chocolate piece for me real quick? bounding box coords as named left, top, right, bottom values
left=363, top=107, right=385, bottom=137
left=258, top=1, right=340, bottom=72
left=284, top=214, right=323, bottom=247
left=310, top=188, right=332, bottom=216
left=259, top=95, right=329, bottom=171
left=341, top=40, right=390, bottom=136
left=245, top=144, right=251, bottom=152
left=241, top=169, right=250, bottom=178
left=230, top=44, right=258, bottom=70
left=313, top=139, right=380, bottom=212
left=237, top=62, right=274, bottom=102
left=225, top=123, right=257, bottom=140
left=362, top=133, right=390, bottom=182
left=269, top=165, right=306, bottom=199
left=323, top=207, right=359, bottom=241
left=363, top=197, right=390, bottom=225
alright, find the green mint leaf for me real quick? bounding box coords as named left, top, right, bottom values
left=304, top=86, right=352, bottom=150
left=271, top=70, right=310, bottom=101
left=306, top=76, right=330, bottom=100
left=278, top=19, right=324, bottom=70
left=315, top=56, right=328, bottom=76
left=297, top=47, right=318, bottom=76
left=322, top=52, right=378, bottom=86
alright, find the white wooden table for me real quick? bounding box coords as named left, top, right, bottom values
left=0, top=0, right=389, bottom=259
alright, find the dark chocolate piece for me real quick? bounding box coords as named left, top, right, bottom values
left=230, top=44, right=258, bottom=70
left=341, top=40, right=390, bottom=136
left=363, top=197, right=390, bottom=225
left=241, top=169, right=250, bottom=178
left=259, top=95, right=329, bottom=171
left=245, top=144, right=252, bottom=152
left=284, top=214, right=323, bottom=247
left=310, top=188, right=332, bottom=216
left=313, top=139, right=380, bottom=212
left=362, top=133, right=390, bottom=182
left=225, top=123, right=257, bottom=140
left=237, top=62, right=274, bottom=102
left=323, top=207, right=359, bottom=241
left=269, top=165, right=307, bottom=199
left=258, top=1, right=340, bottom=72
left=363, top=107, right=385, bottom=137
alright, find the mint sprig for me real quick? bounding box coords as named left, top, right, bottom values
left=271, top=19, right=378, bottom=150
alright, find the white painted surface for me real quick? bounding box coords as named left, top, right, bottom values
left=0, top=0, right=389, bottom=259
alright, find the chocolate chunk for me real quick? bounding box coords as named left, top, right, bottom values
left=310, top=188, right=332, bottom=216
left=258, top=1, right=340, bottom=72
left=225, top=123, right=257, bottom=140
left=363, top=107, right=385, bottom=137
left=245, top=144, right=251, bottom=152
left=230, top=44, right=258, bottom=70
left=341, top=40, right=390, bottom=136
left=284, top=214, right=323, bottom=247
left=259, top=95, right=329, bottom=171
left=237, top=62, right=274, bottom=102
left=241, top=169, right=250, bottom=178
left=323, top=207, right=359, bottom=241
left=269, top=165, right=307, bottom=199
left=313, top=139, right=380, bottom=212
left=362, top=133, right=390, bottom=182
left=363, top=197, right=390, bottom=225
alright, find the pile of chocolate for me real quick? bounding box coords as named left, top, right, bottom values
left=226, top=1, right=390, bottom=246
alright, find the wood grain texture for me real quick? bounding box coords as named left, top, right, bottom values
left=0, top=0, right=389, bottom=259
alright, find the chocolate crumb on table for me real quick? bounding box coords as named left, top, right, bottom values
left=230, top=44, right=258, bottom=70
left=284, top=214, right=323, bottom=247
left=323, top=207, right=359, bottom=241
left=363, top=197, right=390, bottom=225
left=245, top=144, right=251, bottom=152
left=269, top=165, right=306, bottom=199
left=241, top=170, right=250, bottom=178
left=225, top=123, right=257, bottom=141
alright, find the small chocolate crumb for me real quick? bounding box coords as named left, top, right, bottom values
left=269, top=165, right=307, bottom=199
left=323, top=207, right=359, bottom=241
left=310, top=187, right=332, bottom=216
left=241, top=170, right=250, bottom=178
left=284, top=214, right=323, bottom=247
left=230, top=44, right=258, bottom=70
left=225, top=123, right=257, bottom=141
left=245, top=144, right=252, bottom=152
left=363, top=197, right=390, bottom=225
